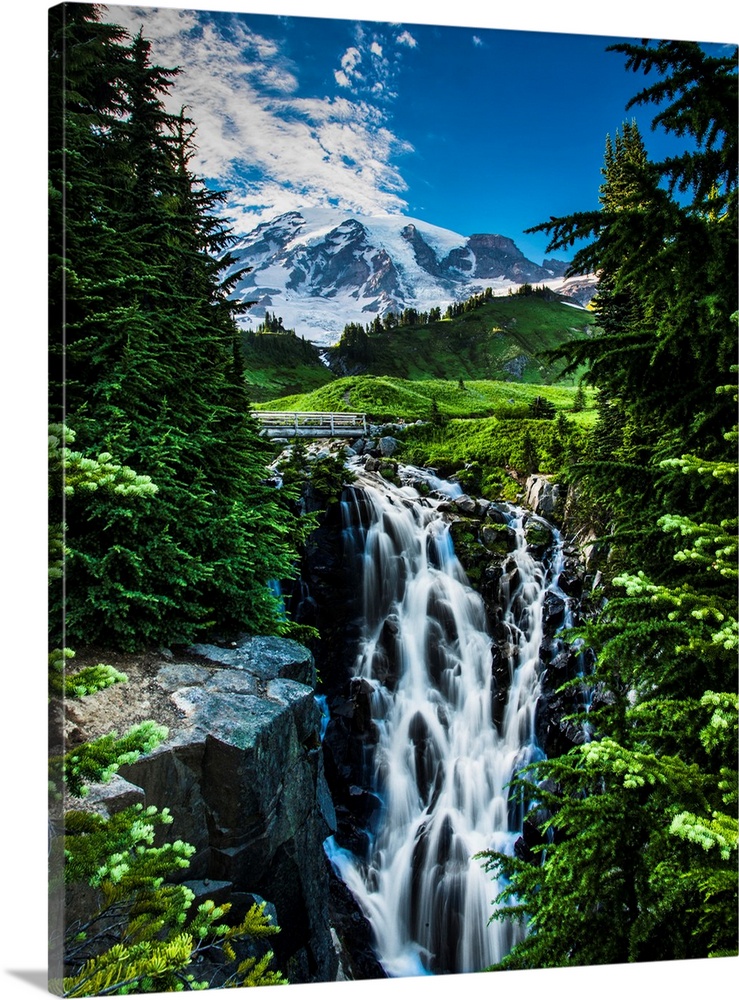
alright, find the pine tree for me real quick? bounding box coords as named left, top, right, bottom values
left=50, top=4, right=308, bottom=649
left=483, top=41, right=739, bottom=968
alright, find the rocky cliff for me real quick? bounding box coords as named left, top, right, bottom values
left=67, top=637, right=339, bottom=984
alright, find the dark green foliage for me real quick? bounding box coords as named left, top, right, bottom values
left=279, top=444, right=357, bottom=510
left=528, top=395, right=556, bottom=419
left=50, top=4, right=307, bottom=650
left=240, top=326, right=334, bottom=401
left=528, top=44, right=737, bottom=576
left=58, top=803, right=286, bottom=995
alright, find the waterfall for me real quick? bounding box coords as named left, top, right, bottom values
left=325, top=465, right=566, bottom=977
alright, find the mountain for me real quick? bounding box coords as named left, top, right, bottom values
left=225, top=208, right=595, bottom=345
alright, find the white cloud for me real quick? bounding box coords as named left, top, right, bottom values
left=107, top=6, right=413, bottom=233
left=396, top=30, right=418, bottom=48
left=341, top=46, right=363, bottom=75
left=472, top=35, right=483, bottom=47
left=332, top=28, right=404, bottom=101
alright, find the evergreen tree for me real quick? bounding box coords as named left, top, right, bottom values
left=50, top=3, right=307, bottom=649
left=482, top=41, right=739, bottom=967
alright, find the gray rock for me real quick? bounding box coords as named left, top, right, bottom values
left=182, top=879, right=234, bottom=908
left=114, top=645, right=336, bottom=984
left=453, top=494, right=478, bottom=515
left=379, top=435, right=400, bottom=457
left=190, top=635, right=316, bottom=687
left=157, top=662, right=211, bottom=692
left=75, top=774, right=145, bottom=817
left=525, top=474, right=564, bottom=521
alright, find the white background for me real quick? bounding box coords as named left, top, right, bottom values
left=1, top=2, right=736, bottom=999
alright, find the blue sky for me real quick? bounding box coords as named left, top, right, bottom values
left=110, top=3, right=734, bottom=263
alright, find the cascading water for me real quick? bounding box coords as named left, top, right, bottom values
left=325, top=464, right=568, bottom=977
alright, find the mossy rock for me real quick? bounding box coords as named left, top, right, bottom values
left=524, top=518, right=553, bottom=551
left=480, top=524, right=517, bottom=555
left=379, top=461, right=400, bottom=486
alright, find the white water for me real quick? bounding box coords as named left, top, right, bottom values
left=327, top=467, right=565, bottom=976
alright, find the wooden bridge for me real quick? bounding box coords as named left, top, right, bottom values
left=253, top=410, right=368, bottom=438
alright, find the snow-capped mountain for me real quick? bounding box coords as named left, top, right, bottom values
left=225, top=208, right=593, bottom=345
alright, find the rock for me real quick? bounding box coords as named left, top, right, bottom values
left=523, top=516, right=553, bottom=555
left=327, top=859, right=387, bottom=980
left=542, top=592, right=566, bottom=631
left=480, top=523, right=516, bottom=554
left=379, top=435, right=400, bottom=457
left=182, top=878, right=234, bottom=908
left=525, top=474, right=564, bottom=521
left=453, top=494, right=478, bottom=515
left=156, top=662, right=211, bottom=692
left=73, top=774, right=145, bottom=817
left=189, top=635, right=316, bottom=687
left=557, top=569, right=583, bottom=598
left=109, top=642, right=337, bottom=984
left=486, top=504, right=511, bottom=526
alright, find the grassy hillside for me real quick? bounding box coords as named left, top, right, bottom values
left=400, top=414, right=592, bottom=500
left=240, top=293, right=596, bottom=399
left=325, top=294, right=595, bottom=384
left=252, top=374, right=596, bottom=425
left=241, top=329, right=334, bottom=402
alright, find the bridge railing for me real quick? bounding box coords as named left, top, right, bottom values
left=253, top=411, right=368, bottom=436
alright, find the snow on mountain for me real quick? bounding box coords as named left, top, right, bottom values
left=224, top=207, right=586, bottom=346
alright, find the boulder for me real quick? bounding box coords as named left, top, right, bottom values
left=189, top=635, right=316, bottom=687
left=525, top=474, right=564, bottom=521
left=452, top=494, right=478, bottom=515
left=112, top=638, right=338, bottom=984
left=379, top=436, right=401, bottom=457
left=523, top=516, right=554, bottom=556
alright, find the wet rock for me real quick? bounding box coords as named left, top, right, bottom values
left=542, top=592, right=566, bottom=632
left=327, top=859, right=387, bottom=980
left=486, top=505, right=511, bottom=526
left=523, top=516, right=553, bottom=556
left=379, top=436, right=401, bottom=457
left=453, top=494, right=478, bottom=515
left=557, top=569, right=583, bottom=599
left=480, top=523, right=517, bottom=555
left=349, top=678, right=375, bottom=737
left=525, top=474, right=564, bottom=521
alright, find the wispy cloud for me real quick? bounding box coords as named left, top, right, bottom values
left=332, top=23, right=414, bottom=101
left=396, top=30, right=418, bottom=48
left=108, top=6, right=415, bottom=232
left=472, top=35, right=484, bottom=47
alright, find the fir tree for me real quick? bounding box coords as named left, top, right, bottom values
left=50, top=4, right=308, bottom=649
left=482, top=40, right=738, bottom=967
